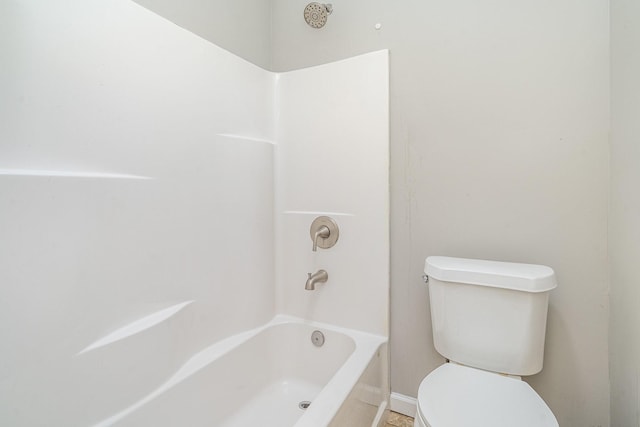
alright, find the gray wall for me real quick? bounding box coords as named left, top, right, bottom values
left=132, top=0, right=271, bottom=69
left=610, top=0, right=640, bottom=425
left=271, top=1, right=610, bottom=426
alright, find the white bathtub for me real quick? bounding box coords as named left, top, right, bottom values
left=96, top=316, right=389, bottom=427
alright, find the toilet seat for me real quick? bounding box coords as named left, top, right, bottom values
left=416, top=363, right=558, bottom=427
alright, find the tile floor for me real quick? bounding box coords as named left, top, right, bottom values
left=385, top=411, right=414, bottom=427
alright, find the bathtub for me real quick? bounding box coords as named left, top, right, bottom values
left=96, top=316, right=389, bottom=427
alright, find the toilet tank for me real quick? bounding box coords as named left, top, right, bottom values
left=425, top=256, right=557, bottom=376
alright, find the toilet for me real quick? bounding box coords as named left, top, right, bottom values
left=414, top=256, right=559, bottom=427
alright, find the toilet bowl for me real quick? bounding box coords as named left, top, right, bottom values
left=414, top=363, right=557, bottom=427
left=415, top=256, right=559, bottom=427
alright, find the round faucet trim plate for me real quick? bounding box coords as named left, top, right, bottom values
left=309, top=216, right=339, bottom=250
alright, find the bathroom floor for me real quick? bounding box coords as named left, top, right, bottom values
left=385, top=411, right=414, bottom=427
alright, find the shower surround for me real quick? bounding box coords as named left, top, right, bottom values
left=0, top=1, right=389, bottom=426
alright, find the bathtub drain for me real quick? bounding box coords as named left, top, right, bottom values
left=299, top=401, right=312, bottom=410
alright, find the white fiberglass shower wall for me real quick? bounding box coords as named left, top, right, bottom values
left=0, top=1, right=389, bottom=425
left=1, top=1, right=275, bottom=424
left=275, top=52, right=389, bottom=336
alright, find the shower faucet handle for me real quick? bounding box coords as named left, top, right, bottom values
left=309, top=216, right=339, bottom=252
left=312, top=225, right=330, bottom=251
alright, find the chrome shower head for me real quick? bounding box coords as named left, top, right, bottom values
left=303, top=3, right=333, bottom=29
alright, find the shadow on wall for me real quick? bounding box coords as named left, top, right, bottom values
left=525, top=304, right=579, bottom=427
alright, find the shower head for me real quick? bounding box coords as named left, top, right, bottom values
left=303, top=3, right=333, bottom=29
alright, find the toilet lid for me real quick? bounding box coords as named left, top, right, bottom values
left=417, top=363, right=558, bottom=427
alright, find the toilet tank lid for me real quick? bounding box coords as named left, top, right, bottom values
left=425, top=256, right=557, bottom=293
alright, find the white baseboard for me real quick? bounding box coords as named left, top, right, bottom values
left=390, top=392, right=417, bottom=417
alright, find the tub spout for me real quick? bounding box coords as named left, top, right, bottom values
left=305, top=270, right=328, bottom=290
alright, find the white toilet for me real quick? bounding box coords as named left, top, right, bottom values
left=414, top=256, right=559, bottom=427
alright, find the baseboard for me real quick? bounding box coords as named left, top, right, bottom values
left=390, top=392, right=417, bottom=417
